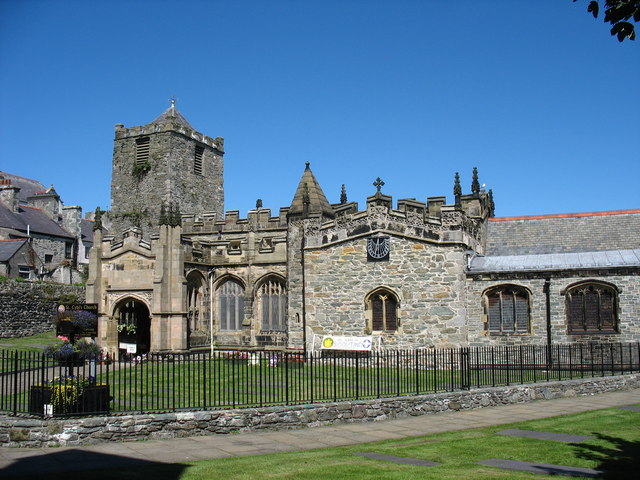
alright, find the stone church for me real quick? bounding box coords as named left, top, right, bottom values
left=86, top=103, right=640, bottom=356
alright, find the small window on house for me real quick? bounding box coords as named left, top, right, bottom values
left=216, top=279, right=244, bottom=331
left=565, top=282, right=618, bottom=334
left=44, top=254, right=53, bottom=264
left=367, top=288, right=398, bottom=332
left=135, top=137, right=150, bottom=166
left=484, top=285, right=530, bottom=334
left=64, top=243, right=72, bottom=259
left=194, top=145, right=204, bottom=175
left=18, top=265, right=31, bottom=279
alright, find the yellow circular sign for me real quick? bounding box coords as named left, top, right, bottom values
left=322, top=337, right=334, bottom=348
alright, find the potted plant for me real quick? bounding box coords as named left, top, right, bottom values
left=44, top=338, right=102, bottom=366
left=29, top=375, right=110, bottom=415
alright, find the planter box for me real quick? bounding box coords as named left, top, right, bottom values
left=29, top=384, right=110, bottom=416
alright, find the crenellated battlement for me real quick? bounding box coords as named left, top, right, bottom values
left=114, top=123, right=224, bottom=153
left=306, top=189, right=492, bottom=253
left=181, top=207, right=289, bottom=235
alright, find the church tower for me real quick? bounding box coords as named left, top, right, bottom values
left=109, top=101, right=224, bottom=237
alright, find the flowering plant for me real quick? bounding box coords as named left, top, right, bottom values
left=53, top=308, right=98, bottom=336
left=222, top=350, right=248, bottom=360
left=117, top=323, right=137, bottom=335
left=43, top=375, right=92, bottom=412
left=286, top=354, right=305, bottom=363
left=44, top=338, right=101, bottom=361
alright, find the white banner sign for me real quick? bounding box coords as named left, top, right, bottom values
left=321, top=335, right=372, bottom=351
left=119, top=342, right=137, bottom=353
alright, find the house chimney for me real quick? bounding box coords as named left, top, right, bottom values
left=0, top=180, right=20, bottom=212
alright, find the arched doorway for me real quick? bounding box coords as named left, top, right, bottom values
left=114, top=298, right=151, bottom=358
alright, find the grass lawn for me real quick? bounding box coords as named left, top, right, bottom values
left=0, top=330, right=59, bottom=352
left=9, top=407, right=639, bottom=480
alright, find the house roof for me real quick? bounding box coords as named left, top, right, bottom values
left=0, top=171, right=46, bottom=203
left=0, top=239, right=28, bottom=262
left=468, top=248, right=640, bottom=273
left=289, top=163, right=335, bottom=218
left=487, top=209, right=640, bottom=256
left=0, top=204, right=74, bottom=239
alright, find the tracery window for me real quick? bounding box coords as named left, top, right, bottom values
left=565, top=282, right=618, bottom=334
left=485, top=285, right=530, bottom=334
left=216, top=279, right=244, bottom=331
left=257, top=278, right=287, bottom=332
left=367, top=289, right=398, bottom=332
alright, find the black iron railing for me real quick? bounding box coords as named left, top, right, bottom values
left=1, top=342, right=638, bottom=417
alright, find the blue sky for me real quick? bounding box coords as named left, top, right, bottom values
left=1, top=0, right=638, bottom=219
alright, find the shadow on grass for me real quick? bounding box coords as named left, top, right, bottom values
left=0, top=449, right=188, bottom=480
left=574, top=433, right=640, bottom=480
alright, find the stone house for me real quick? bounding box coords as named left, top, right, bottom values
left=0, top=171, right=98, bottom=283
left=86, top=104, right=640, bottom=356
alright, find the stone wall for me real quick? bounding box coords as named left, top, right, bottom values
left=0, top=282, right=85, bottom=337
left=304, top=234, right=468, bottom=348
left=465, top=270, right=640, bottom=346
left=1, top=373, right=637, bottom=447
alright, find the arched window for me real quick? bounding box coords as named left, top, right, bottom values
left=484, top=285, right=530, bottom=334
left=367, top=288, right=398, bottom=332
left=216, top=279, right=244, bottom=331
left=565, top=282, right=617, bottom=334
left=257, top=278, right=287, bottom=332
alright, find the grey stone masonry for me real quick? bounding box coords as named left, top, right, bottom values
left=0, top=282, right=85, bottom=337
left=1, top=373, right=637, bottom=447
left=465, top=270, right=640, bottom=345
left=109, top=111, right=224, bottom=239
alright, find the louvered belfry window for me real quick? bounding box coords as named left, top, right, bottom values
left=217, top=279, right=244, bottom=331
left=194, top=145, right=204, bottom=175
left=370, top=290, right=398, bottom=331
left=566, top=283, right=617, bottom=334
left=135, top=137, right=150, bottom=166
left=258, top=279, right=287, bottom=332
left=485, top=286, right=529, bottom=334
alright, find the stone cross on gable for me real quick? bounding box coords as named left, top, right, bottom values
left=373, top=177, right=385, bottom=192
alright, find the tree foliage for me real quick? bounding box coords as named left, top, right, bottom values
left=574, top=0, right=640, bottom=41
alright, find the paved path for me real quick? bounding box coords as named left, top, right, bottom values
left=1, top=388, right=638, bottom=477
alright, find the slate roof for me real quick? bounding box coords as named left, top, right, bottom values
left=0, top=204, right=73, bottom=239
left=151, top=103, right=194, bottom=130
left=487, top=210, right=640, bottom=256
left=468, top=249, right=640, bottom=273
left=0, top=239, right=27, bottom=262
left=0, top=171, right=46, bottom=203
left=289, top=163, right=335, bottom=218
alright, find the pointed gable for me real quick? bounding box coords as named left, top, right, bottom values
left=151, top=100, right=194, bottom=130
left=289, top=162, right=334, bottom=218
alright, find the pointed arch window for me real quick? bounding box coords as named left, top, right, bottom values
left=565, top=282, right=618, bottom=334
left=257, top=279, right=287, bottom=332
left=367, top=289, right=398, bottom=332
left=484, top=285, right=530, bottom=334
left=216, top=279, right=244, bottom=331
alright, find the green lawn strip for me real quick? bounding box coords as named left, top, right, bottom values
left=0, top=331, right=60, bottom=353
left=8, top=407, right=637, bottom=480
left=96, top=359, right=599, bottom=413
